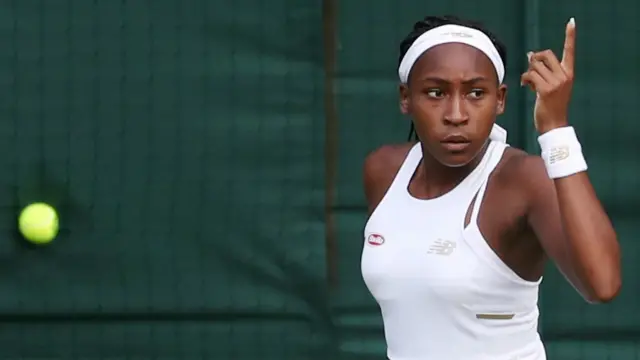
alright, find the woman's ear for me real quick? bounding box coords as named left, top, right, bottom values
left=399, top=84, right=410, bottom=114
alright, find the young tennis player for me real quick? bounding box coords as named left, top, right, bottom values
left=361, top=15, right=620, bottom=359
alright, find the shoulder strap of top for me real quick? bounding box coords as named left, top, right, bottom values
left=386, top=142, right=422, bottom=193
left=468, top=141, right=508, bottom=224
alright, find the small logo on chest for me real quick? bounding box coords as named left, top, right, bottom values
left=367, top=234, right=385, bottom=246
left=427, top=239, right=457, bottom=256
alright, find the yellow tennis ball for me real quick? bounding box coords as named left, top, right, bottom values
left=18, top=203, right=59, bottom=244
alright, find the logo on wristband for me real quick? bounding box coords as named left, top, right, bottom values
left=548, top=146, right=570, bottom=164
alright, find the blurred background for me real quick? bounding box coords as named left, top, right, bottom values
left=0, top=0, right=637, bottom=359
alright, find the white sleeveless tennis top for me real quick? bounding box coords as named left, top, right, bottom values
left=361, top=140, right=545, bottom=360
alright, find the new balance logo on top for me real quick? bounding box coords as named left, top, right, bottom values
left=427, top=239, right=456, bottom=256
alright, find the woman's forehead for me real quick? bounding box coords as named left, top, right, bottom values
left=410, top=43, right=497, bottom=82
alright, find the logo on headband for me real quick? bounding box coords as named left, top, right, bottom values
left=441, top=31, right=473, bottom=38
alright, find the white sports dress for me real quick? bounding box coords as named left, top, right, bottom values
left=361, top=140, right=546, bottom=360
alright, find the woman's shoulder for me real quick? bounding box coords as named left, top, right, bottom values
left=362, top=142, right=416, bottom=211
left=363, top=142, right=416, bottom=179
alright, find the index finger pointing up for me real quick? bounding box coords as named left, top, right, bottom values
left=561, top=17, right=576, bottom=74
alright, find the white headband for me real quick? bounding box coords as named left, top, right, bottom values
left=398, top=24, right=505, bottom=84
left=398, top=24, right=508, bottom=143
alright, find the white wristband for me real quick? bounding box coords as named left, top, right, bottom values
left=537, top=126, right=588, bottom=179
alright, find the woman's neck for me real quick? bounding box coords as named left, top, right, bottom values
left=414, top=141, right=489, bottom=198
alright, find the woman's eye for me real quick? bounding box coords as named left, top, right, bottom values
left=426, top=89, right=444, bottom=98
left=469, top=89, right=485, bottom=98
